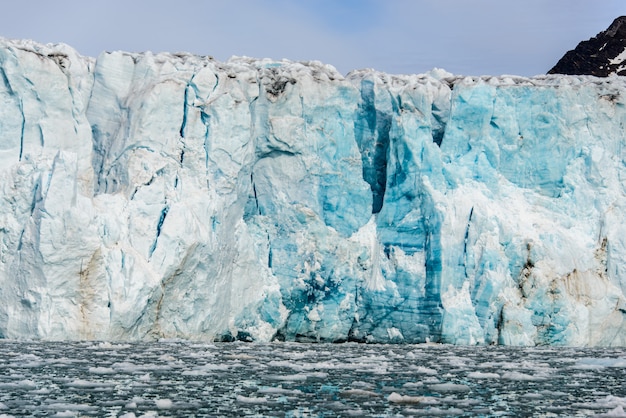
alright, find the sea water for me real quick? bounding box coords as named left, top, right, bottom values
left=0, top=341, right=624, bottom=417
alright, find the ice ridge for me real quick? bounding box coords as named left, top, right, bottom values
left=0, top=38, right=625, bottom=345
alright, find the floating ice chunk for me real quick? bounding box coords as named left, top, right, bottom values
left=575, top=395, right=626, bottom=410
left=0, top=380, right=37, bottom=390
left=267, top=374, right=308, bottom=381
left=521, top=393, right=543, bottom=399
left=388, top=392, right=430, bottom=404
left=402, top=407, right=466, bottom=416
left=154, top=398, right=172, bottom=409
left=467, top=371, right=500, bottom=379
left=45, top=403, right=96, bottom=412
left=341, top=389, right=381, bottom=397
left=31, top=388, right=51, bottom=394
left=501, top=371, right=546, bottom=381
left=223, top=353, right=254, bottom=360
left=574, top=358, right=626, bottom=369
left=410, top=365, right=438, bottom=375
left=65, top=379, right=114, bottom=388
left=595, top=405, right=626, bottom=417
left=350, top=381, right=376, bottom=389
left=91, top=342, right=131, bottom=350
left=307, top=372, right=329, bottom=379
left=51, top=412, right=78, bottom=418
left=428, top=383, right=471, bottom=393
left=181, top=364, right=231, bottom=376
left=88, top=367, right=115, bottom=374
left=257, top=387, right=303, bottom=395
left=236, top=395, right=268, bottom=404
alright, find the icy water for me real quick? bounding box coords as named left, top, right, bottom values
left=0, top=341, right=625, bottom=417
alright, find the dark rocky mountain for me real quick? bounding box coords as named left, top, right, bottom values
left=549, top=16, right=626, bottom=76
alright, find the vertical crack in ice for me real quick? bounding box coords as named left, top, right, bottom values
left=201, top=110, right=210, bottom=189
left=354, top=79, right=390, bottom=214
left=16, top=229, right=25, bottom=252
left=90, top=125, right=106, bottom=194
left=212, top=73, right=220, bottom=95
left=250, top=173, right=261, bottom=215
left=148, top=205, right=170, bottom=259
left=300, top=95, right=308, bottom=140
left=422, top=193, right=444, bottom=341
left=431, top=101, right=447, bottom=147
left=90, top=105, right=133, bottom=195
left=243, top=74, right=265, bottom=222
left=347, top=280, right=361, bottom=342
left=37, top=125, right=44, bottom=148
left=179, top=81, right=189, bottom=138
left=194, top=71, right=214, bottom=189
left=0, top=65, right=15, bottom=94
left=0, top=66, right=26, bottom=161
left=43, top=152, right=61, bottom=198
left=463, top=206, right=474, bottom=279
left=18, top=99, right=25, bottom=161
left=29, top=181, right=40, bottom=216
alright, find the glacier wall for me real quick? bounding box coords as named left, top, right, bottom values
left=0, top=39, right=625, bottom=345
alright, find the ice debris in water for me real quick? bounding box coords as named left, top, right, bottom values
left=0, top=38, right=625, bottom=345
left=0, top=340, right=623, bottom=415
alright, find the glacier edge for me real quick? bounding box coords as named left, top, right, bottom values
left=0, top=38, right=625, bottom=346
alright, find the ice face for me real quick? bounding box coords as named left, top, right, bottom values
left=0, top=39, right=625, bottom=345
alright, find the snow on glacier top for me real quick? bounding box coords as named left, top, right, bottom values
left=4, top=36, right=626, bottom=88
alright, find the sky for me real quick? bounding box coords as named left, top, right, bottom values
left=1, top=1, right=625, bottom=77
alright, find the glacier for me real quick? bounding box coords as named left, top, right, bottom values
left=0, top=38, right=625, bottom=346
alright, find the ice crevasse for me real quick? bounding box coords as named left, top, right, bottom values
left=0, top=38, right=625, bottom=346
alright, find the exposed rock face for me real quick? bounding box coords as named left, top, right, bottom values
left=549, top=16, right=626, bottom=76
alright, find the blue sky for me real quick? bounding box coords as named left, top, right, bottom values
left=2, top=1, right=625, bottom=76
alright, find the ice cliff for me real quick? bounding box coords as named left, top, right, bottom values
left=1, top=38, right=625, bottom=346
